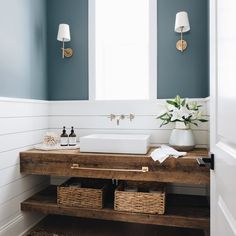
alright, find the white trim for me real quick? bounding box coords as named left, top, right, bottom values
left=149, top=0, right=157, bottom=100
left=216, top=141, right=236, bottom=160
left=88, top=0, right=96, bottom=101
left=19, top=215, right=45, bottom=236
left=0, top=97, right=48, bottom=104
left=48, top=97, right=209, bottom=104
left=0, top=214, right=23, bottom=235
left=88, top=0, right=158, bottom=101
left=0, top=214, right=45, bottom=236
left=210, top=0, right=217, bottom=153
left=218, top=196, right=236, bottom=235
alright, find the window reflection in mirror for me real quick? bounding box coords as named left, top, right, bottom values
left=89, top=0, right=157, bottom=100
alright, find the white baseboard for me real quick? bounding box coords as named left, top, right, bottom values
left=19, top=214, right=45, bottom=236
left=0, top=213, right=45, bottom=236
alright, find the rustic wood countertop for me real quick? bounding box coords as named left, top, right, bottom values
left=20, top=148, right=210, bottom=185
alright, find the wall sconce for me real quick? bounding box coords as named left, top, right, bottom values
left=174, top=11, right=190, bottom=52
left=57, top=24, right=73, bottom=58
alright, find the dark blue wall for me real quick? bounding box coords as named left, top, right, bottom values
left=0, top=0, right=47, bottom=100
left=47, top=0, right=209, bottom=100
left=0, top=0, right=208, bottom=100
left=47, top=0, right=88, bottom=100
left=157, top=0, right=209, bottom=98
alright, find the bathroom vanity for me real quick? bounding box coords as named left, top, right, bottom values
left=20, top=148, right=210, bottom=234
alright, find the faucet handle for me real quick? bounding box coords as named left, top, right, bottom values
left=108, top=114, right=116, bottom=121
left=120, top=114, right=125, bottom=120
left=129, top=113, right=135, bottom=121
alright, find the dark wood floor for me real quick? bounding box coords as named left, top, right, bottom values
left=25, top=215, right=204, bottom=236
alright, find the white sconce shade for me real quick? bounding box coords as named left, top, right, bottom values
left=175, top=11, right=190, bottom=33
left=57, top=24, right=71, bottom=42
left=174, top=11, right=190, bottom=52
left=57, top=23, right=73, bottom=58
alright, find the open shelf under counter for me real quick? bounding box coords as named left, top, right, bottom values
left=21, top=186, right=210, bottom=231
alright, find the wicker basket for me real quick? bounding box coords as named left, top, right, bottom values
left=114, top=181, right=165, bottom=214
left=57, top=178, right=109, bottom=209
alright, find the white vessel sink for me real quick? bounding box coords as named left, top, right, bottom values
left=80, top=134, right=150, bottom=154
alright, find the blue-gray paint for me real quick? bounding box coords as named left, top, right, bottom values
left=0, top=0, right=47, bottom=100
left=0, top=0, right=208, bottom=100
left=47, top=0, right=209, bottom=100
left=157, top=0, right=209, bottom=98
left=47, top=0, right=88, bottom=100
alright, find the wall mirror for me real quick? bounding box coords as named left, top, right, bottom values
left=89, top=0, right=157, bottom=101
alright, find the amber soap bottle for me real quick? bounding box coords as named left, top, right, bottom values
left=60, top=126, right=68, bottom=146
left=69, top=126, right=77, bottom=146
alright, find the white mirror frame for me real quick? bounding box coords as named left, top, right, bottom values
left=88, top=0, right=157, bottom=101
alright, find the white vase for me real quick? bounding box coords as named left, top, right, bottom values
left=169, top=122, right=195, bottom=151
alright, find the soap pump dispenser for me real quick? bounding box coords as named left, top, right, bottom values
left=69, top=126, right=77, bottom=146
left=60, top=126, right=68, bottom=146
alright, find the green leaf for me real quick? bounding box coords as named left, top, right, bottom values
left=198, top=119, right=208, bottom=122
left=156, top=113, right=167, bottom=119
left=167, top=100, right=178, bottom=107
left=176, top=95, right=181, bottom=102
left=160, top=117, right=168, bottom=121
left=171, top=119, right=182, bottom=122
left=181, top=99, right=186, bottom=106
left=160, top=120, right=169, bottom=127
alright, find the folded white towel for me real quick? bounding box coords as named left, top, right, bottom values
left=150, top=145, right=187, bottom=163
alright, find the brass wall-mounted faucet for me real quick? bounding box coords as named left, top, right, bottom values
left=107, top=114, right=135, bottom=126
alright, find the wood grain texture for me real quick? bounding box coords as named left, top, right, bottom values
left=21, top=186, right=210, bottom=230
left=20, top=148, right=210, bottom=185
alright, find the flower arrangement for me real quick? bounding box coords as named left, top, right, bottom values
left=157, top=95, right=208, bottom=127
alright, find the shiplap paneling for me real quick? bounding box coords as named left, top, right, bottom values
left=0, top=98, right=48, bottom=118
left=0, top=116, right=48, bottom=135
left=49, top=99, right=208, bottom=116
left=0, top=165, right=25, bottom=188
left=0, top=181, right=48, bottom=224
left=49, top=99, right=210, bottom=196
left=0, top=130, right=47, bottom=153
left=0, top=213, right=44, bottom=236
left=49, top=128, right=208, bottom=147
left=0, top=175, right=47, bottom=206
left=0, top=98, right=49, bottom=236
left=0, top=147, right=37, bottom=171
left=48, top=99, right=209, bottom=147
left=48, top=115, right=209, bottom=131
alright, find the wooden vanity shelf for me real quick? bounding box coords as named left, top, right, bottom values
left=22, top=186, right=209, bottom=230
left=20, top=148, right=210, bottom=233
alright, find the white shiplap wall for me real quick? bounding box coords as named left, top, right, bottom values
left=48, top=99, right=209, bottom=147
left=49, top=99, right=210, bottom=195
left=0, top=98, right=49, bottom=236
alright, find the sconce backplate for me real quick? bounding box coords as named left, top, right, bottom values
left=176, top=40, right=187, bottom=52
left=64, top=48, right=73, bottom=58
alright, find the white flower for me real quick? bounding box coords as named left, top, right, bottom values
left=180, top=106, right=191, bottom=119
left=171, top=106, right=190, bottom=121
left=191, top=111, right=203, bottom=120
